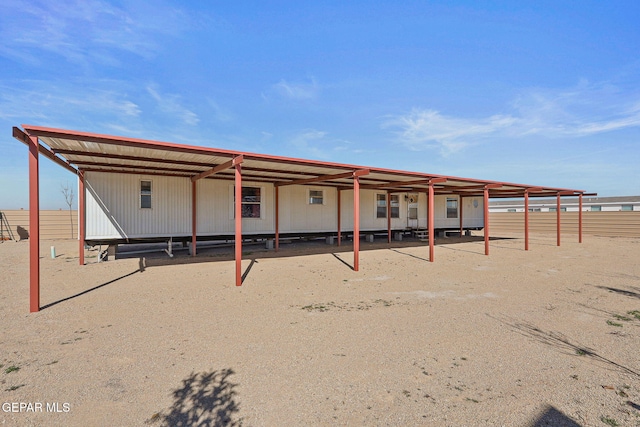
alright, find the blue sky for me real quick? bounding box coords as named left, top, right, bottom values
left=1, top=0, right=639, bottom=209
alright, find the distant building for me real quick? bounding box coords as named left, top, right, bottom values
left=490, top=196, right=640, bottom=213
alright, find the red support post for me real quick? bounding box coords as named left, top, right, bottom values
left=28, top=135, right=40, bottom=313
left=524, top=191, right=529, bottom=251
left=353, top=176, right=360, bottom=271
left=337, top=189, right=341, bottom=246
left=387, top=191, right=391, bottom=243
left=556, top=193, right=561, bottom=247
left=235, top=164, right=242, bottom=286
left=191, top=180, right=197, bottom=257
left=578, top=193, right=583, bottom=244
left=428, top=184, right=435, bottom=262
left=484, top=186, right=490, bottom=256
left=459, top=196, right=463, bottom=237
left=78, top=171, right=85, bottom=265
left=275, top=185, right=279, bottom=252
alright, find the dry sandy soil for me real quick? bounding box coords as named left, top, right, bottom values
left=1, top=233, right=639, bottom=426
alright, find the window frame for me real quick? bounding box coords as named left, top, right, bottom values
left=446, top=197, right=458, bottom=219
left=308, top=189, right=325, bottom=205
left=230, top=185, right=264, bottom=219
left=140, top=179, right=152, bottom=209
left=375, top=193, right=400, bottom=219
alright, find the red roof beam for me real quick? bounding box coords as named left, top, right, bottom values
left=73, top=161, right=203, bottom=174
left=557, top=190, right=580, bottom=196
left=54, top=149, right=354, bottom=180
left=275, top=171, right=358, bottom=187
left=366, top=178, right=436, bottom=188
left=191, top=155, right=243, bottom=182
left=81, top=168, right=193, bottom=178
left=484, top=184, right=504, bottom=190
left=13, top=127, right=77, bottom=174
left=54, top=149, right=217, bottom=168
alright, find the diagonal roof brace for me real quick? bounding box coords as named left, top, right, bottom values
left=366, top=178, right=437, bottom=189
left=275, top=169, right=370, bottom=187
left=12, top=127, right=77, bottom=174
left=191, top=155, right=243, bottom=182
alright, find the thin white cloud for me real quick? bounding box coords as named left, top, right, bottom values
left=0, top=0, right=191, bottom=66
left=385, top=81, right=640, bottom=156
left=0, top=81, right=140, bottom=123
left=385, top=109, right=516, bottom=156
left=272, top=78, right=319, bottom=100
left=147, top=85, right=199, bottom=126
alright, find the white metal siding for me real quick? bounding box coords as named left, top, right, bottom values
left=278, top=186, right=338, bottom=233
left=85, top=173, right=486, bottom=240
left=412, top=194, right=484, bottom=229
left=85, top=172, right=191, bottom=239
left=196, top=180, right=275, bottom=235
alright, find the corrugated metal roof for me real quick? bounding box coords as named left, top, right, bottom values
left=15, top=125, right=589, bottom=199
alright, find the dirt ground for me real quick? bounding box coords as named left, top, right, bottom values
left=1, top=233, right=639, bottom=426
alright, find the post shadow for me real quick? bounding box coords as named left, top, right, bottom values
left=389, top=248, right=430, bottom=262
left=332, top=253, right=354, bottom=271
left=40, top=262, right=143, bottom=310
left=241, top=258, right=256, bottom=283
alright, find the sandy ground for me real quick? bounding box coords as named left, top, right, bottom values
left=0, top=233, right=639, bottom=426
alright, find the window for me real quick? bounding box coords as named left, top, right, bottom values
left=309, top=190, right=324, bottom=205
left=621, top=204, right=633, bottom=211
left=590, top=205, right=601, bottom=212
left=549, top=207, right=566, bottom=212
left=140, top=180, right=152, bottom=209
left=236, top=187, right=261, bottom=218
left=507, top=209, right=517, bottom=213
left=446, top=198, right=458, bottom=219
left=376, top=194, right=399, bottom=218
left=528, top=208, right=541, bottom=212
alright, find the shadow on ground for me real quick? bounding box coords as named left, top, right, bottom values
left=529, top=405, right=582, bottom=427
left=41, top=266, right=143, bottom=310
left=148, top=368, right=242, bottom=427
left=593, top=285, right=640, bottom=300
left=119, top=235, right=515, bottom=267
left=493, top=315, right=639, bottom=377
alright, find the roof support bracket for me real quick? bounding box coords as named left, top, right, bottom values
left=191, top=155, right=243, bottom=182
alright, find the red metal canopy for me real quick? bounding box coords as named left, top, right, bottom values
left=13, top=125, right=592, bottom=313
